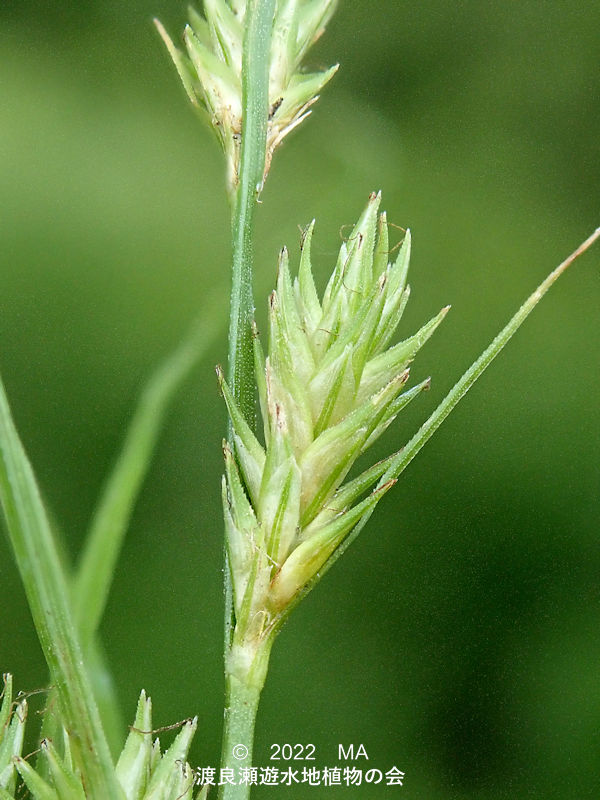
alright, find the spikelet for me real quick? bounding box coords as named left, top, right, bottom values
left=220, top=193, right=449, bottom=652
left=0, top=678, right=202, bottom=800
left=155, top=0, right=338, bottom=190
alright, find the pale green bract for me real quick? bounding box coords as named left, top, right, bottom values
left=0, top=675, right=26, bottom=797
left=219, top=192, right=448, bottom=652
left=0, top=675, right=207, bottom=800
left=155, top=0, right=338, bottom=190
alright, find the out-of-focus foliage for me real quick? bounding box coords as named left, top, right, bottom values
left=0, top=2, right=598, bottom=798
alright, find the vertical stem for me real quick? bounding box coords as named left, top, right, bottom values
left=224, top=0, right=275, bottom=666
left=221, top=1, right=276, bottom=797
left=219, top=636, right=274, bottom=800
left=224, top=0, right=276, bottom=654
left=221, top=677, right=261, bottom=785
left=227, top=0, right=276, bottom=425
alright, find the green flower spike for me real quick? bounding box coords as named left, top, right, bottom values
left=155, top=0, right=338, bottom=190
left=220, top=192, right=448, bottom=664
left=4, top=682, right=202, bottom=800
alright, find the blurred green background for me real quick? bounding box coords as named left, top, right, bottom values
left=1, top=1, right=599, bottom=797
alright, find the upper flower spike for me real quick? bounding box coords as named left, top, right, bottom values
left=155, top=0, right=338, bottom=191
left=219, top=193, right=450, bottom=648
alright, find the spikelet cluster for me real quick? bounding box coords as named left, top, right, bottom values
left=156, top=0, right=338, bottom=190
left=0, top=675, right=205, bottom=800
left=220, top=193, right=449, bottom=647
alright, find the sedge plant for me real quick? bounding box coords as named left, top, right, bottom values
left=0, top=1, right=598, bottom=799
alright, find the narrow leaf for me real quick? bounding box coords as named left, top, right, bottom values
left=380, top=229, right=600, bottom=486
left=75, top=311, right=220, bottom=651
left=0, top=377, right=123, bottom=798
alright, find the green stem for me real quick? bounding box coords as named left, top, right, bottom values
left=223, top=0, right=275, bottom=664
left=218, top=637, right=274, bottom=800
left=274, top=226, right=600, bottom=627
left=0, top=377, right=124, bottom=800
left=227, top=0, right=276, bottom=425
left=222, top=0, right=276, bottom=794
left=220, top=680, right=261, bottom=800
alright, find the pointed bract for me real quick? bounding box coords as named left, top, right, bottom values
left=144, top=718, right=197, bottom=800
left=270, top=479, right=396, bottom=610
left=41, top=740, right=86, bottom=800
left=13, top=758, right=58, bottom=800
left=0, top=686, right=26, bottom=796
left=357, top=306, right=449, bottom=403
left=116, top=690, right=154, bottom=800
